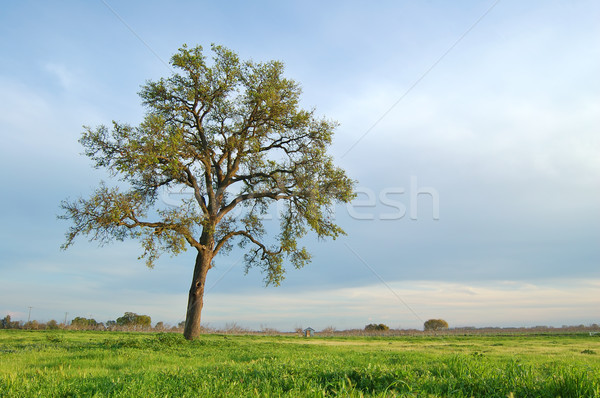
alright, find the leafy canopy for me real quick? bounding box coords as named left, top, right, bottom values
left=424, top=319, right=449, bottom=331
left=60, top=44, right=355, bottom=285
left=116, top=312, right=151, bottom=327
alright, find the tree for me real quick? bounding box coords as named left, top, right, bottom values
left=59, top=44, right=355, bottom=340
left=0, top=315, right=14, bottom=329
left=2, top=315, right=23, bottom=329
left=46, top=320, right=60, bottom=330
left=365, top=323, right=389, bottom=332
left=70, top=317, right=98, bottom=329
left=137, top=316, right=151, bottom=328
left=24, top=320, right=41, bottom=330
left=424, top=319, right=449, bottom=331
left=116, top=312, right=136, bottom=326
left=116, top=312, right=151, bottom=329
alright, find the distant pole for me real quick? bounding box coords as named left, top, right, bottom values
left=64, top=312, right=68, bottom=325
left=27, top=306, right=32, bottom=323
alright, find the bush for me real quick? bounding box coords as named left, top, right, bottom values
left=365, top=323, right=390, bottom=332
left=424, top=319, right=449, bottom=331
left=320, top=326, right=337, bottom=335
left=224, top=322, right=248, bottom=334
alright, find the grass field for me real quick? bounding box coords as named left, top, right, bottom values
left=1, top=330, right=599, bottom=397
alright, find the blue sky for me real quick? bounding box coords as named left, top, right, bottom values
left=1, top=1, right=598, bottom=330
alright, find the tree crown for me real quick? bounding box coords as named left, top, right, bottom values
left=60, top=44, right=355, bottom=285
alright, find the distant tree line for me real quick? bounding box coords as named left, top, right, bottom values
left=2, top=313, right=599, bottom=335
left=0, top=312, right=170, bottom=332
left=0, top=315, right=21, bottom=329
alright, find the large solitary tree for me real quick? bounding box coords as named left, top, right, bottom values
left=60, top=44, right=355, bottom=340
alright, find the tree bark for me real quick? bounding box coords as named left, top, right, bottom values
left=183, top=248, right=212, bottom=340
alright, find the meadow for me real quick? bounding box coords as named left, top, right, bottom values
left=0, top=330, right=599, bottom=397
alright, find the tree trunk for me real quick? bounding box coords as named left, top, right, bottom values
left=183, top=249, right=212, bottom=340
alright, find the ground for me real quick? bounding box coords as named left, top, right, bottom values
left=0, top=330, right=599, bottom=397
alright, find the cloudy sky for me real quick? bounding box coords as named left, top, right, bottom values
left=1, top=1, right=598, bottom=331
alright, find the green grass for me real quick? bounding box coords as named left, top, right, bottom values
left=1, top=330, right=599, bottom=397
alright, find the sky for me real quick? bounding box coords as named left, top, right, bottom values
left=1, top=0, right=598, bottom=331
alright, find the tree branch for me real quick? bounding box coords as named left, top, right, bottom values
left=217, top=191, right=293, bottom=220
left=213, top=230, right=281, bottom=257
left=183, top=167, right=209, bottom=215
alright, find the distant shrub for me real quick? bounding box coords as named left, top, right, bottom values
left=320, top=326, right=337, bottom=335
left=365, top=323, right=389, bottom=332
left=224, top=322, right=248, bottom=334
left=260, top=325, right=280, bottom=335
left=424, top=319, right=449, bottom=331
